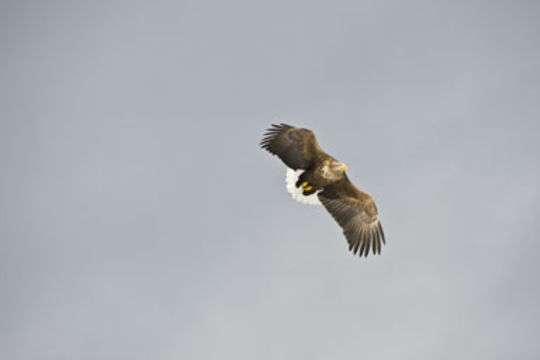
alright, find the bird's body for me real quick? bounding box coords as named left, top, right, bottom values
left=260, top=123, right=385, bottom=257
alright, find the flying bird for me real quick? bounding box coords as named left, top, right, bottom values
left=260, top=123, right=385, bottom=257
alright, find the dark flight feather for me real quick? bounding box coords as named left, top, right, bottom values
left=260, top=123, right=323, bottom=170
left=317, top=177, right=385, bottom=257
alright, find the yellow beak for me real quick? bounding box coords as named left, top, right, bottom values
left=341, top=163, right=348, bottom=171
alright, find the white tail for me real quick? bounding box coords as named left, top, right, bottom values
left=285, top=168, right=321, bottom=205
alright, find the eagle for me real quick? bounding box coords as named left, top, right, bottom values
left=260, top=123, right=386, bottom=257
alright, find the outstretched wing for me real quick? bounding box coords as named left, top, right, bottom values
left=318, top=176, right=385, bottom=257
left=260, top=123, right=324, bottom=170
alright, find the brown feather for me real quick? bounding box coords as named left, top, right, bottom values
left=318, top=177, right=385, bottom=258
left=260, top=123, right=325, bottom=170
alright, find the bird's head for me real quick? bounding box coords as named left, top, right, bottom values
left=331, top=160, right=348, bottom=174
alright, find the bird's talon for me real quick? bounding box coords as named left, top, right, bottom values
left=301, top=181, right=309, bottom=188
left=305, top=185, right=313, bottom=191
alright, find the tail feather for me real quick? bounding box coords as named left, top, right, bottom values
left=285, top=168, right=321, bottom=205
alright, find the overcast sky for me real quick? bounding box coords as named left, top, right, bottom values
left=1, top=1, right=540, bottom=359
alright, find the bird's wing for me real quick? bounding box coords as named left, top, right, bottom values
left=318, top=177, right=385, bottom=257
left=260, top=123, right=324, bottom=170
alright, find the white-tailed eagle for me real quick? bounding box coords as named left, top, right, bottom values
left=260, top=123, right=386, bottom=258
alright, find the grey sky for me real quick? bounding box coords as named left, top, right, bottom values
left=1, top=1, right=539, bottom=359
